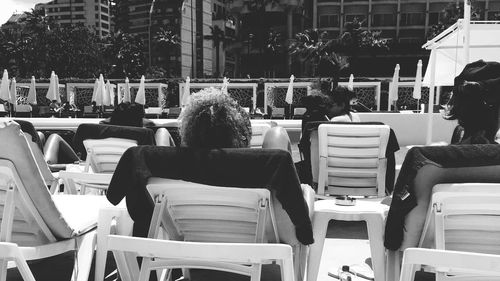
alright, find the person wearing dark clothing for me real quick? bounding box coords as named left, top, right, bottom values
left=446, top=60, right=500, bottom=144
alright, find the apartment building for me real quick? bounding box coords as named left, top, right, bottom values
left=40, top=0, right=112, bottom=37
left=314, top=0, right=500, bottom=43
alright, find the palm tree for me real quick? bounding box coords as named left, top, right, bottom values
left=288, top=29, right=347, bottom=77
left=153, top=28, right=180, bottom=75
left=265, top=31, right=283, bottom=77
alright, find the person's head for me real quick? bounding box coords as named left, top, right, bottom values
left=445, top=80, right=497, bottom=141
left=179, top=88, right=252, bottom=148
left=109, top=102, right=145, bottom=127
left=325, top=86, right=354, bottom=118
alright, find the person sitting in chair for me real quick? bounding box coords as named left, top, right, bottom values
left=179, top=87, right=252, bottom=148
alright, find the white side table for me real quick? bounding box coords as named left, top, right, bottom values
left=308, top=199, right=389, bottom=281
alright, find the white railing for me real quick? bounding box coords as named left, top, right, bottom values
left=338, top=81, right=381, bottom=111
left=264, top=82, right=313, bottom=114
left=178, top=83, right=258, bottom=109
left=66, top=83, right=116, bottom=105
left=264, top=81, right=381, bottom=113
left=388, top=81, right=432, bottom=110
left=16, top=83, right=65, bottom=103
left=117, top=83, right=168, bottom=106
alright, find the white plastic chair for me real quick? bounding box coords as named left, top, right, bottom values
left=105, top=236, right=295, bottom=281
left=96, top=179, right=313, bottom=281
left=317, top=124, right=390, bottom=197
left=59, top=137, right=137, bottom=194
left=0, top=121, right=117, bottom=281
left=420, top=186, right=500, bottom=281
left=293, top=107, right=306, bottom=119
left=309, top=124, right=391, bottom=281
left=250, top=123, right=272, bottom=148
left=400, top=248, right=500, bottom=281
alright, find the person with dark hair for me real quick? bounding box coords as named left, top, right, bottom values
left=445, top=60, right=500, bottom=144
left=328, top=86, right=361, bottom=122
left=101, top=102, right=173, bottom=146
left=179, top=88, right=252, bottom=148
left=106, top=102, right=153, bottom=128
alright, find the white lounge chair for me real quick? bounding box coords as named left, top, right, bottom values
left=0, top=120, right=118, bottom=281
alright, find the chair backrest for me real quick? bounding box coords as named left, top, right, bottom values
left=317, top=124, right=390, bottom=197
left=83, top=138, right=137, bottom=173
left=250, top=123, right=271, bottom=148
left=16, top=105, right=32, bottom=113
left=83, top=106, right=94, bottom=113
left=293, top=107, right=306, bottom=119
left=145, top=107, right=162, bottom=115
left=400, top=248, right=500, bottom=281
left=147, top=182, right=279, bottom=244
left=272, top=108, right=285, bottom=119
left=432, top=191, right=500, bottom=255
left=0, top=121, right=75, bottom=245
left=167, top=107, right=182, bottom=118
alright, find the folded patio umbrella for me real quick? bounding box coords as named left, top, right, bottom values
left=135, top=75, right=146, bottom=105
left=27, top=76, right=37, bottom=105
left=285, top=74, right=295, bottom=105
left=348, top=74, right=354, bottom=91
left=103, top=79, right=111, bottom=106
left=413, top=60, right=423, bottom=100
left=91, top=78, right=98, bottom=102
left=123, top=77, right=131, bottom=103
left=221, top=77, right=229, bottom=95
left=0, top=70, right=10, bottom=102
left=10, top=77, right=17, bottom=111
left=106, top=80, right=115, bottom=106
left=46, top=71, right=60, bottom=102
left=388, top=64, right=400, bottom=107
left=181, top=76, right=190, bottom=107
left=93, top=74, right=106, bottom=106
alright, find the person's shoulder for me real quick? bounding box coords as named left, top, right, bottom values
left=350, top=112, right=361, bottom=122
left=330, top=115, right=351, bottom=122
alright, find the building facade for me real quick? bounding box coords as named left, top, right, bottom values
left=314, top=0, right=500, bottom=43
left=114, top=0, right=213, bottom=78
left=39, top=0, right=112, bottom=37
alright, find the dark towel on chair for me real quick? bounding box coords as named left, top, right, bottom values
left=106, top=146, right=314, bottom=245
left=384, top=144, right=500, bottom=250
left=14, top=119, right=44, bottom=151
left=72, top=123, right=155, bottom=159
left=298, top=121, right=400, bottom=192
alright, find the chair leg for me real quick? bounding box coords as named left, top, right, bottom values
left=307, top=212, right=330, bottom=281
left=0, top=243, right=36, bottom=281
left=363, top=213, right=386, bottom=281
left=74, top=232, right=97, bottom=281
left=0, top=259, right=7, bottom=281
left=386, top=250, right=402, bottom=281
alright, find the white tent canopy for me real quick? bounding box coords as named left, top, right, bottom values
left=422, top=20, right=500, bottom=86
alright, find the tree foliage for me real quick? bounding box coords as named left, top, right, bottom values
left=427, top=2, right=483, bottom=40
left=289, top=18, right=389, bottom=77
left=0, top=8, right=152, bottom=79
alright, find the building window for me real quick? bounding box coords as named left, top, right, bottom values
left=319, top=14, right=339, bottom=28
left=101, top=14, right=109, bottom=21
left=400, top=13, right=425, bottom=26
left=101, top=22, right=109, bottom=29
left=95, top=14, right=99, bottom=19
left=60, top=6, right=70, bottom=12
left=372, top=14, right=395, bottom=26
left=101, top=6, right=109, bottom=13
left=74, top=6, right=84, bottom=11
left=75, top=14, right=84, bottom=19
left=345, top=14, right=366, bottom=24
left=428, top=12, right=440, bottom=25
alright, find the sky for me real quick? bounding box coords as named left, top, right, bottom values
left=1, top=0, right=41, bottom=25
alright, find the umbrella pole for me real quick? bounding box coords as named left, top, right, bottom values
left=417, top=99, right=420, bottom=111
